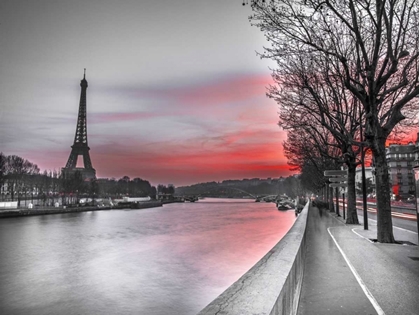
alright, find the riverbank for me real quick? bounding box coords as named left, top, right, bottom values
left=0, top=200, right=163, bottom=218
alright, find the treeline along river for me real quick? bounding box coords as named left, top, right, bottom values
left=0, top=198, right=296, bottom=315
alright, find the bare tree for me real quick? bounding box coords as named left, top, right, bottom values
left=272, top=51, right=365, bottom=223
left=283, top=125, right=345, bottom=213
left=3, top=155, right=40, bottom=205
left=284, top=129, right=342, bottom=193
left=250, top=0, right=418, bottom=242
left=61, top=171, right=86, bottom=205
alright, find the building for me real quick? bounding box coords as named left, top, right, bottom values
left=355, top=166, right=374, bottom=184
left=385, top=136, right=418, bottom=197
left=355, top=166, right=375, bottom=196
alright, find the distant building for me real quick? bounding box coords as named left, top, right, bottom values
left=355, top=166, right=375, bottom=186
left=384, top=135, right=418, bottom=196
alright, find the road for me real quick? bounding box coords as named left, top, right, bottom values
left=355, top=206, right=418, bottom=232
left=335, top=200, right=418, bottom=232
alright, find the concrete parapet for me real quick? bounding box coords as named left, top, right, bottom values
left=198, top=201, right=310, bottom=315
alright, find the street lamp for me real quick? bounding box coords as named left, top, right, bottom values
left=413, top=166, right=419, bottom=234
left=359, top=102, right=369, bottom=230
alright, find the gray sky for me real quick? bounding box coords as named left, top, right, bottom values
left=0, top=0, right=292, bottom=186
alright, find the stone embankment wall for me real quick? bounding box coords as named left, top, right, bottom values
left=0, top=201, right=162, bottom=218
left=198, top=201, right=310, bottom=315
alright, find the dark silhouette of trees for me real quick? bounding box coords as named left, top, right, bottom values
left=0, top=153, right=5, bottom=194
left=131, top=177, right=154, bottom=197
left=118, top=176, right=131, bottom=195
left=175, top=176, right=304, bottom=198
left=275, top=65, right=363, bottom=224
left=3, top=155, right=40, bottom=205
left=249, top=0, right=418, bottom=242
left=114, top=176, right=154, bottom=197
left=283, top=127, right=345, bottom=213
left=284, top=129, right=342, bottom=194
left=88, top=179, right=99, bottom=205
left=48, top=170, right=61, bottom=204
left=157, top=184, right=175, bottom=196
left=61, top=171, right=86, bottom=205
left=0, top=153, right=156, bottom=205
left=24, top=170, right=61, bottom=206
left=95, top=177, right=155, bottom=199
left=98, top=178, right=118, bottom=197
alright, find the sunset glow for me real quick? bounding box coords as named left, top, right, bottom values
left=0, top=1, right=295, bottom=186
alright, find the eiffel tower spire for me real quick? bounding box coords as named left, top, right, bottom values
left=62, top=69, right=96, bottom=180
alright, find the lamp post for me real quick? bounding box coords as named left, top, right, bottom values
left=413, top=166, right=419, bottom=234
left=359, top=102, right=368, bottom=230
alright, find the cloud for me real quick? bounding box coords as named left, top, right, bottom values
left=87, top=128, right=289, bottom=185
left=90, top=112, right=160, bottom=124
left=93, top=72, right=274, bottom=114
left=168, top=74, right=273, bottom=107
left=4, top=71, right=291, bottom=186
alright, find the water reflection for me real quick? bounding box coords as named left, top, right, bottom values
left=0, top=198, right=295, bottom=315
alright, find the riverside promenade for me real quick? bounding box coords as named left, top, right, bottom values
left=298, top=204, right=418, bottom=315
left=199, top=202, right=418, bottom=315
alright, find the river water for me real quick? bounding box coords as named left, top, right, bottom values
left=0, top=198, right=296, bottom=315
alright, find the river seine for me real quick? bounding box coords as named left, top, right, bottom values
left=0, top=198, right=296, bottom=315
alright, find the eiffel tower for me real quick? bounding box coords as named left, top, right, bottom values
left=62, top=69, right=96, bottom=180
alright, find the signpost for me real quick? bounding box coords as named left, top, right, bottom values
left=343, top=192, right=346, bottom=220
left=329, top=183, right=348, bottom=188
left=324, top=170, right=348, bottom=176
left=413, top=166, right=419, bottom=234
left=328, top=177, right=347, bottom=183
left=325, top=170, right=348, bottom=217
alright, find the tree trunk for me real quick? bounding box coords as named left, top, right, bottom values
left=325, top=184, right=328, bottom=204
left=335, top=187, right=339, bottom=215
left=329, top=187, right=334, bottom=212
left=373, top=141, right=395, bottom=243
left=10, top=182, right=15, bottom=201
left=324, top=185, right=327, bottom=202
left=346, top=164, right=359, bottom=224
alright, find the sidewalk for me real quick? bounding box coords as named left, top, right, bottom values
left=297, top=205, right=419, bottom=315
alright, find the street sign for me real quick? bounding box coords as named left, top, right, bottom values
left=324, top=170, right=348, bottom=176
left=328, top=177, right=347, bottom=183
left=329, top=183, right=348, bottom=188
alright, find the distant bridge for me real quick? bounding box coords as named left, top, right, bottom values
left=220, top=187, right=280, bottom=202
left=225, top=187, right=257, bottom=198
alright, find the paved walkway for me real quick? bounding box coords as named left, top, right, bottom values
left=298, top=205, right=419, bottom=315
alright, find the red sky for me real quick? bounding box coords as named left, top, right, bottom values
left=1, top=1, right=416, bottom=188
left=0, top=1, right=298, bottom=187
left=11, top=72, right=295, bottom=187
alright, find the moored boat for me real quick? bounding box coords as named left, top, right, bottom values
left=276, top=199, right=295, bottom=211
